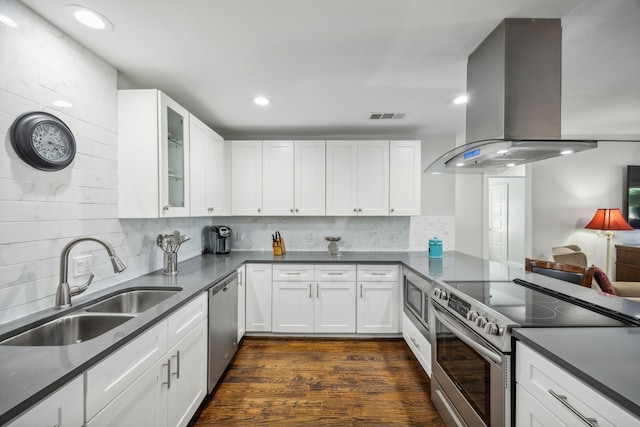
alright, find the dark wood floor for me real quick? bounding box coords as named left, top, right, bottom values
left=192, top=337, right=445, bottom=426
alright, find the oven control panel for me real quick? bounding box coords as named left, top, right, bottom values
left=432, top=286, right=506, bottom=338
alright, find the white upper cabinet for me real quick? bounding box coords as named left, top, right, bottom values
left=326, top=141, right=359, bottom=216
left=294, top=140, right=325, bottom=215
left=389, top=140, right=421, bottom=216
left=118, top=89, right=191, bottom=218
left=189, top=114, right=230, bottom=216
left=231, top=141, right=263, bottom=216
left=262, top=140, right=326, bottom=216
left=326, top=140, right=389, bottom=216
left=357, top=140, right=389, bottom=216
left=262, top=140, right=295, bottom=216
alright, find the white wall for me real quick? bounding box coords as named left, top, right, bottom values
left=0, top=0, right=210, bottom=324
left=531, top=142, right=640, bottom=277
left=0, top=1, right=445, bottom=324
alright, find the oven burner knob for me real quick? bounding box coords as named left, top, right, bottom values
left=439, top=290, right=448, bottom=300
left=433, top=289, right=442, bottom=298
left=475, top=315, right=487, bottom=328
left=484, top=321, right=500, bottom=335
left=466, top=311, right=478, bottom=321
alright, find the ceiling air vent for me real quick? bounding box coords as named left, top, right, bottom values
left=369, top=112, right=406, bottom=120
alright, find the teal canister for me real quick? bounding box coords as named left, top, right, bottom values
left=428, top=237, right=442, bottom=259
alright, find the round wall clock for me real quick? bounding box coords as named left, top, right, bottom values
left=10, top=111, right=76, bottom=171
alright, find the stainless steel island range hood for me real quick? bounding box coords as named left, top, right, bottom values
left=425, top=18, right=597, bottom=174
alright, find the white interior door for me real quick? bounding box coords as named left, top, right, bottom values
left=488, top=183, right=509, bottom=264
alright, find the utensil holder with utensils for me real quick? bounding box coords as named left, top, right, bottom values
left=157, top=231, right=191, bottom=274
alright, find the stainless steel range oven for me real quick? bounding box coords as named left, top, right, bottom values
left=429, top=279, right=631, bottom=427
left=403, top=269, right=432, bottom=340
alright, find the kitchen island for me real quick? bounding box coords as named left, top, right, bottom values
left=0, top=250, right=639, bottom=425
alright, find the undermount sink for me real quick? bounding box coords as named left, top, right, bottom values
left=85, top=288, right=180, bottom=314
left=0, top=313, right=134, bottom=346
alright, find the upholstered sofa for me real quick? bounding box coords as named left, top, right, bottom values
left=552, top=245, right=640, bottom=301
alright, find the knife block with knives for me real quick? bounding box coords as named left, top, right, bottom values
left=272, top=231, right=286, bottom=256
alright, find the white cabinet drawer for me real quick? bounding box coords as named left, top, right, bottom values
left=357, top=264, right=398, bottom=281
left=85, top=320, right=168, bottom=421
left=314, top=264, right=356, bottom=281
left=272, top=264, right=314, bottom=281
left=402, top=314, right=431, bottom=377
left=168, top=293, right=207, bottom=349
left=516, top=341, right=640, bottom=427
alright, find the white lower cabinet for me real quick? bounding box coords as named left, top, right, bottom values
left=516, top=341, right=640, bottom=427
left=272, top=281, right=315, bottom=333
left=402, top=313, right=431, bottom=376
left=86, top=356, right=166, bottom=427
left=272, top=264, right=356, bottom=334
left=167, top=319, right=208, bottom=427
left=245, top=264, right=273, bottom=332
left=8, top=376, right=83, bottom=427
left=86, top=293, right=208, bottom=427
left=356, top=265, right=399, bottom=334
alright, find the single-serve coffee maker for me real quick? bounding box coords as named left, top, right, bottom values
left=203, top=226, right=232, bottom=254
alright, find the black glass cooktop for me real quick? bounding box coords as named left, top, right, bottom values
left=443, top=280, right=628, bottom=327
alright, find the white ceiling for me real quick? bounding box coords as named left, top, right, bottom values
left=18, top=0, right=640, bottom=140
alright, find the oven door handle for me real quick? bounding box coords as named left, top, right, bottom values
left=432, top=303, right=503, bottom=365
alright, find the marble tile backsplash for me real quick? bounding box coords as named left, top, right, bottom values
left=214, top=215, right=455, bottom=254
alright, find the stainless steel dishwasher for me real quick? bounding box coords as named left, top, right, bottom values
left=208, top=270, right=238, bottom=392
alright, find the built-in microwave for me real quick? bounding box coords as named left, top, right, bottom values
left=403, top=269, right=432, bottom=339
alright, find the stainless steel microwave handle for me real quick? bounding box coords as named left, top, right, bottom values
left=432, top=302, right=503, bottom=365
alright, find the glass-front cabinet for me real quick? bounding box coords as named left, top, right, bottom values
left=160, top=93, right=190, bottom=217
left=117, top=89, right=191, bottom=218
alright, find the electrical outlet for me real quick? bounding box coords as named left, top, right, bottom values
left=73, top=255, right=93, bottom=277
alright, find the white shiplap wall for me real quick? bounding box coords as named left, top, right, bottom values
left=0, top=0, right=209, bottom=325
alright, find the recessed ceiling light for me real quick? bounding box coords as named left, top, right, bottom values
left=456, top=162, right=465, bottom=167
left=431, top=172, right=442, bottom=175
left=560, top=150, right=574, bottom=155
left=52, top=100, right=73, bottom=108
left=453, top=95, right=468, bottom=105
left=496, top=149, right=509, bottom=154
left=65, top=5, right=114, bottom=31
left=253, top=96, right=271, bottom=106
left=506, top=163, right=516, bottom=167
left=0, top=14, right=18, bottom=29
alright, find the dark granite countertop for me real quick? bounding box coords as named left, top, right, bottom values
left=1, top=250, right=639, bottom=424
left=513, top=327, right=640, bottom=417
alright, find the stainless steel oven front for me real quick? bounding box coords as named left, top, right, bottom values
left=430, top=300, right=510, bottom=427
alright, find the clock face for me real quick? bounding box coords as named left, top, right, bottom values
left=31, top=122, right=72, bottom=162
left=10, top=112, right=76, bottom=171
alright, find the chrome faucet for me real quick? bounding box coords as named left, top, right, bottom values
left=55, top=236, right=127, bottom=310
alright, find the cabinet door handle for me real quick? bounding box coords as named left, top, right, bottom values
left=257, top=208, right=261, bottom=213
left=290, top=208, right=294, bottom=213
left=410, top=337, right=420, bottom=349
left=390, top=208, right=395, bottom=213
left=309, top=283, right=312, bottom=299
left=358, top=208, right=362, bottom=212
left=295, top=208, right=299, bottom=213
left=360, top=283, right=363, bottom=298
left=163, top=359, right=171, bottom=389
left=172, top=350, right=181, bottom=379
left=239, top=270, right=243, bottom=285
left=548, top=389, right=598, bottom=427
left=353, top=208, right=357, bottom=212
left=327, top=272, right=342, bottom=276
left=163, top=205, right=170, bottom=211
left=317, top=283, right=319, bottom=298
